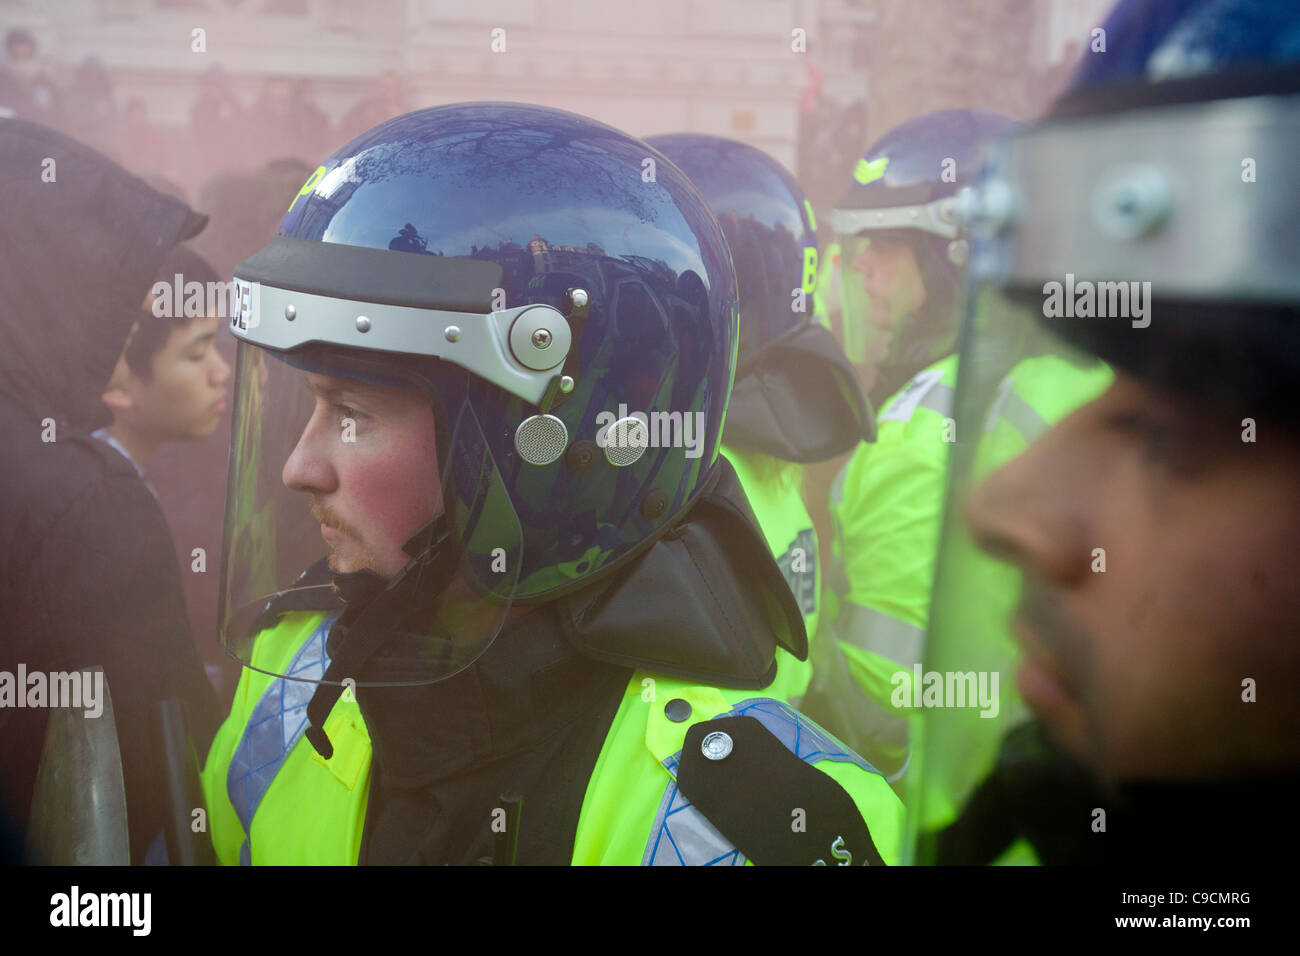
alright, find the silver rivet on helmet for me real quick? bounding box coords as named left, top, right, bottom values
left=701, top=731, right=733, bottom=761
left=355, top=315, right=371, bottom=333
left=444, top=325, right=461, bottom=343
left=509, top=306, right=569, bottom=371
left=568, top=288, right=589, bottom=311
left=964, top=178, right=1018, bottom=237
left=599, top=416, right=649, bottom=467
left=1092, top=164, right=1173, bottom=242
left=284, top=304, right=296, bottom=321
left=946, top=239, right=969, bottom=267
left=559, top=375, right=575, bottom=394
left=514, top=414, right=568, bottom=466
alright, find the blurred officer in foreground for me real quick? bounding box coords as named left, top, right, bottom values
left=915, top=0, right=1300, bottom=865
left=646, top=133, right=874, bottom=706
left=202, top=103, right=904, bottom=865
left=0, top=119, right=219, bottom=863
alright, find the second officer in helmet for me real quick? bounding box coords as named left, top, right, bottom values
left=646, top=132, right=874, bottom=708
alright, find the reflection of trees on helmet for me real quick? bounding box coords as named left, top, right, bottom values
left=649, top=132, right=872, bottom=465
left=647, top=133, right=818, bottom=365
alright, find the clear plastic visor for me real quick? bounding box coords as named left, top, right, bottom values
left=905, top=284, right=1113, bottom=863
left=218, top=342, right=522, bottom=686
left=835, top=233, right=940, bottom=382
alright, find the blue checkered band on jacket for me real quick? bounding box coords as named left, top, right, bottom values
left=642, top=697, right=879, bottom=866
left=227, top=613, right=337, bottom=866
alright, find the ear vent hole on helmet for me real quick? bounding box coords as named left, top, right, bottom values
left=515, top=414, right=568, bottom=465
left=601, top=417, right=649, bottom=467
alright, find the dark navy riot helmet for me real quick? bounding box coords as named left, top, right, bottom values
left=219, top=104, right=737, bottom=721
left=911, top=0, right=1300, bottom=864
left=830, top=109, right=1019, bottom=408
left=647, top=133, right=873, bottom=462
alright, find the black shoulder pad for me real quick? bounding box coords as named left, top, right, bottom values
left=676, top=716, right=886, bottom=866
left=558, top=457, right=807, bottom=688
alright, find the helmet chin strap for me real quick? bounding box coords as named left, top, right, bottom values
left=327, top=517, right=446, bottom=607
left=305, top=513, right=455, bottom=758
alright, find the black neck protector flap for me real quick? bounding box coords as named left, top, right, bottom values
left=555, top=455, right=808, bottom=687
left=724, top=323, right=875, bottom=463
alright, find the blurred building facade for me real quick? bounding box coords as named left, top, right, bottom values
left=2, top=0, right=1113, bottom=198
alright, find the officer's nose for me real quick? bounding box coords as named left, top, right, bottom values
left=282, top=407, right=338, bottom=495
left=211, top=347, right=232, bottom=389
left=965, top=419, right=1092, bottom=586
left=850, top=245, right=877, bottom=281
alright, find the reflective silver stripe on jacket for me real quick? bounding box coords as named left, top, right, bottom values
left=878, top=370, right=956, bottom=425
left=810, top=635, right=910, bottom=780
left=835, top=601, right=925, bottom=668
left=829, top=458, right=850, bottom=510
left=991, top=388, right=1049, bottom=443
left=827, top=463, right=852, bottom=598
left=913, top=382, right=956, bottom=419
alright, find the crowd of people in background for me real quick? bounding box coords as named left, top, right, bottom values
left=0, top=27, right=410, bottom=202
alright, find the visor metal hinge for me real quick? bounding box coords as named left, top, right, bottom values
left=537, top=287, right=590, bottom=413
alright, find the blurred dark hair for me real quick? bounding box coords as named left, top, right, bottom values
left=125, top=244, right=221, bottom=382
left=5, top=29, right=35, bottom=55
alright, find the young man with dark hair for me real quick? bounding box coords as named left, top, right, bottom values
left=97, top=244, right=232, bottom=480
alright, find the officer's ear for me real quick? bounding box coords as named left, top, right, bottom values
left=102, top=327, right=141, bottom=413
left=101, top=374, right=138, bottom=415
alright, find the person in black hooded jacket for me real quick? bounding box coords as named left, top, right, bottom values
left=0, top=118, right=220, bottom=864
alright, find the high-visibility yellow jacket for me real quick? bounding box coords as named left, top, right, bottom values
left=201, top=610, right=905, bottom=866
left=723, top=445, right=819, bottom=705
left=815, top=353, right=1112, bottom=785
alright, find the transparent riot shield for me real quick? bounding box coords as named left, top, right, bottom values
left=25, top=667, right=129, bottom=865
left=905, top=283, right=1112, bottom=864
